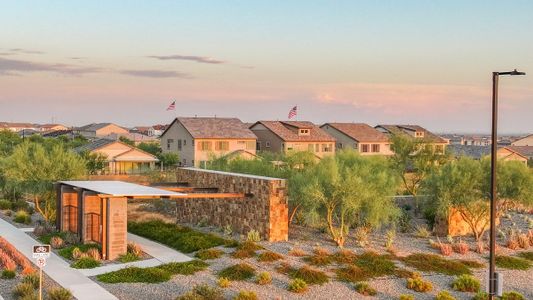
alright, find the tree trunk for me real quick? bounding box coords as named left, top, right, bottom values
left=289, top=204, right=301, bottom=224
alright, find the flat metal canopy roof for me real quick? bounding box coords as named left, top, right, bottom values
left=58, top=181, right=185, bottom=197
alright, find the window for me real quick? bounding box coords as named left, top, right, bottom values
left=265, top=141, right=271, bottom=148
left=183, top=140, right=187, bottom=146
left=215, top=141, right=229, bottom=151
left=198, top=141, right=212, bottom=151
left=245, top=141, right=255, bottom=150
left=371, top=144, right=380, bottom=152
left=361, top=144, right=369, bottom=153
left=322, top=144, right=333, bottom=152
left=256, top=142, right=261, bottom=150
left=299, top=129, right=310, bottom=135
left=183, top=158, right=187, bottom=165
left=415, top=131, right=425, bottom=138
left=177, top=139, right=182, bottom=151
left=166, top=139, right=174, bottom=150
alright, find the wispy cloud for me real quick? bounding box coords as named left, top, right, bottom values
left=5, top=48, right=45, bottom=55
left=0, top=57, right=101, bottom=75
left=147, top=54, right=225, bottom=64
left=119, top=69, right=191, bottom=78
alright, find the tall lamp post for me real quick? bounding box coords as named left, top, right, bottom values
left=489, top=69, right=525, bottom=299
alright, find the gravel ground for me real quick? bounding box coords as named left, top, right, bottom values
left=0, top=268, right=72, bottom=300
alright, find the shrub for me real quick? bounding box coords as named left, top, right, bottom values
left=14, top=210, right=31, bottom=224
left=355, top=227, right=370, bottom=247
left=336, top=265, right=367, bottom=283
left=439, top=243, right=453, bottom=256
left=86, top=248, right=101, bottom=261
left=332, top=249, right=357, bottom=264
left=59, top=244, right=100, bottom=260
left=406, top=277, right=433, bottom=292
left=0, top=249, right=17, bottom=271
left=517, top=251, right=533, bottom=261
left=354, top=282, right=377, bottom=296
left=195, top=248, right=224, bottom=260
left=71, top=247, right=82, bottom=260
left=354, top=251, right=397, bottom=278
left=401, top=253, right=473, bottom=276
left=451, top=274, right=480, bottom=292
left=2, top=269, right=16, bottom=279
left=289, top=265, right=328, bottom=285
left=97, top=266, right=171, bottom=283
left=399, top=295, right=414, bottom=300
left=495, top=255, right=531, bottom=270
left=157, top=260, right=208, bottom=275
left=46, top=287, right=73, bottom=300
left=50, top=236, right=64, bottom=249
left=19, top=293, right=38, bottom=300
left=5, top=209, right=13, bottom=216
left=453, top=241, right=469, bottom=254
left=304, top=248, right=332, bottom=266
left=256, top=271, right=272, bottom=285
left=385, top=229, right=396, bottom=250
left=22, top=273, right=40, bottom=289
left=218, top=263, right=255, bottom=281
left=414, top=225, right=431, bottom=238
left=517, top=234, right=530, bottom=249
left=13, top=282, right=35, bottom=298
left=435, top=291, right=456, bottom=300
left=119, top=252, right=140, bottom=263
left=217, top=277, right=230, bottom=288
left=127, top=242, right=143, bottom=257
left=257, top=251, right=283, bottom=262
left=177, top=284, right=224, bottom=300
left=501, top=292, right=525, bottom=300
left=232, top=241, right=262, bottom=259
left=71, top=257, right=101, bottom=269
left=287, top=278, right=308, bottom=293
left=288, top=247, right=306, bottom=257
left=128, top=220, right=233, bottom=253
left=0, top=199, right=12, bottom=210
left=233, top=290, right=257, bottom=300
left=246, top=230, right=261, bottom=242
left=472, top=291, right=489, bottom=300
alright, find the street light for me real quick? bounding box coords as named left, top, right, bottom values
left=489, top=69, right=525, bottom=299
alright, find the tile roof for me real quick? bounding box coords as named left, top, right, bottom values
left=74, top=138, right=116, bottom=153
left=507, top=146, right=533, bottom=158
left=76, top=123, right=128, bottom=132
left=165, top=117, right=257, bottom=139
left=448, top=145, right=491, bottom=159
left=376, top=124, right=447, bottom=143
left=322, top=123, right=389, bottom=142
left=252, top=121, right=335, bottom=142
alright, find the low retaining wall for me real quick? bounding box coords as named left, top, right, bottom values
left=175, top=168, right=288, bottom=242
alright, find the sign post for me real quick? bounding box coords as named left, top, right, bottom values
left=33, top=245, right=51, bottom=300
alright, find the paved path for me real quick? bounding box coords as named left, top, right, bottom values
left=0, top=217, right=118, bottom=300
left=79, top=233, right=192, bottom=276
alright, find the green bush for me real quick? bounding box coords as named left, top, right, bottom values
left=38, top=232, right=67, bottom=244
left=495, top=256, right=531, bottom=270
left=118, top=252, right=140, bottom=263
left=218, top=263, right=255, bottom=281
left=218, top=277, right=230, bottom=288
left=176, top=284, right=224, bottom=300
left=71, top=257, right=101, bottom=269
left=1, top=269, right=16, bottom=279
left=0, top=199, right=12, bottom=210
left=336, top=265, right=367, bottom=283
left=256, top=271, right=272, bottom=285
left=354, top=251, right=396, bottom=278
left=231, top=241, right=262, bottom=259
left=58, top=244, right=100, bottom=260
left=97, top=266, right=171, bottom=283
left=287, top=278, right=308, bottom=293
left=157, top=260, right=208, bottom=275
left=401, top=253, right=473, bottom=275
left=399, top=295, right=414, bottom=300
left=354, top=282, right=377, bottom=296
left=128, top=220, right=234, bottom=253
left=22, top=273, right=40, bottom=289
left=435, top=291, right=456, bottom=300
left=233, top=290, right=258, bottom=300
left=406, top=277, right=433, bottom=292
left=14, top=209, right=31, bottom=224
left=257, top=251, right=283, bottom=262
left=517, top=251, right=533, bottom=261
left=46, top=287, right=73, bottom=300
left=500, top=291, right=525, bottom=300
left=195, top=248, right=224, bottom=260
left=13, top=282, right=35, bottom=298
left=451, top=274, right=480, bottom=292
left=472, top=292, right=489, bottom=300
left=289, top=265, right=328, bottom=285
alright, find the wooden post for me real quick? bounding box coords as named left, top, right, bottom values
left=39, top=265, right=43, bottom=300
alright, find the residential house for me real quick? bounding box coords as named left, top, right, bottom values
left=320, top=123, right=393, bottom=155
left=507, top=146, right=533, bottom=161
left=104, top=132, right=159, bottom=145
left=511, top=134, right=533, bottom=146
left=464, top=136, right=491, bottom=146
left=250, top=121, right=335, bottom=158
left=74, top=139, right=158, bottom=174
left=375, top=124, right=448, bottom=153
left=38, top=124, right=68, bottom=132
left=0, top=122, right=38, bottom=132
left=440, top=134, right=465, bottom=145
left=151, top=124, right=168, bottom=137
left=75, top=123, right=129, bottom=139
left=160, top=117, right=257, bottom=167
left=448, top=145, right=528, bottom=165
left=130, top=126, right=153, bottom=136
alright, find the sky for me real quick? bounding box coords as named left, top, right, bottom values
left=1, top=1, right=532, bottom=134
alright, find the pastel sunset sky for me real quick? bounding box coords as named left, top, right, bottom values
left=1, top=1, right=532, bottom=133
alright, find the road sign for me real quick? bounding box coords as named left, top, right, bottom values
left=32, top=245, right=51, bottom=259
left=36, top=257, right=46, bottom=268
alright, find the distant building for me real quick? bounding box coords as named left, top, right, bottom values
left=75, top=123, right=129, bottom=139
left=130, top=126, right=153, bottom=136
left=38, top=124, right=68, bottom=132
left=507, top=146, right=533, bottom=161
left=464, top=136, right=491, bottom=146
left=74, top=139, right=158, bottom=174
left=18, top=129, right=40, bottom=137
left=104, top=132, right=158, bottom=145
left=151, top=124, right=168, bottom=137
left=250, top=121, right=335, bottom=158
left=375, top=124, right=448, bottom=153
left=161, top=117, right=257, bottom=167
left=511, top=134, right=533, bottom=146
left=440, top=134, right=465, bottom=145
left=448, top=145, right=528, bottom=165
left=0, top=122, right=38, bottom=132
left=320, top=123, right=393, bottom=155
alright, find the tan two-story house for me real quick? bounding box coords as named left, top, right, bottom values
left=320, top=123, right=393, bottom=155
left=375, top=124, right=448, bottom=153
left=250, top=121, right=335, bottom=158
left=160, top=117, right=257, bottom=167
left=75, top=123, right=130, bottom=139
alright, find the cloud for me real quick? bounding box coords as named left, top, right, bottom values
left=119, top=69, right=191, bottom=78
left=0, top=57, right=101, bottom=75
left=147, top=54, right=225, bottom=64
left=7, top=48, right=45, bottom=54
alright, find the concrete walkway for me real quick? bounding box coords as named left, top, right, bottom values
left=0, top=217, right=118, bottom=300
left=78, top=233, right=192, bottom=276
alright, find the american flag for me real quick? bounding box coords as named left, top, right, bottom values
left=288, top=106, right=297, bottom=119
left=166, top=100, right=176, bottom=111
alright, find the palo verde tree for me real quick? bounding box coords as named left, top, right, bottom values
left=302, top=150, right=399, bottom=247
left=1, top=142, right=87, bottom=223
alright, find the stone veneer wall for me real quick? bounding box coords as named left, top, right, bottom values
left=175, top=168, right=288, bottom=242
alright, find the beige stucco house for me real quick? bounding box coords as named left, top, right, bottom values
left=375, top=124, right=448, bottom=154
left=75, top=123, right=130, bottom=139
left=320, top=123, right=393, bottom=155
left=75, top=139, right=158, bottom=174
left=512, top=134, right=533, bottom=146
left=39, top=124, right=68, bottom=132
left=160, top=117, right=257, bottom=167
left=250, top=121, right=335, bottom=158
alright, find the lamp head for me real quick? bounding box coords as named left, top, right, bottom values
left=510, top=69, right=526, bottom=76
